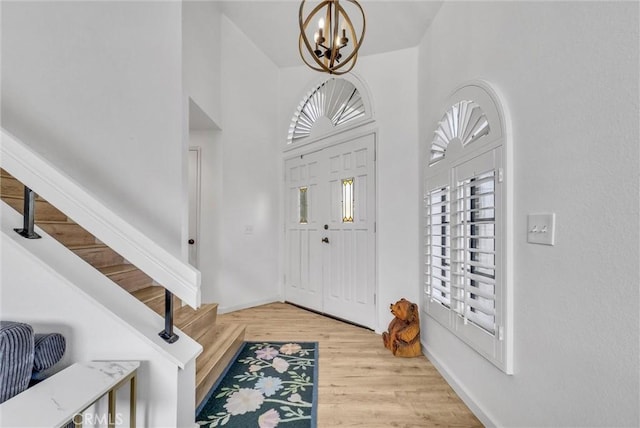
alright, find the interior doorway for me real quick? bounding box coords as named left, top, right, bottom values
left=188, top=147, right=201, bottom=267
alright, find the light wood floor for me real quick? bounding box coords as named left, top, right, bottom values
left=217, top=302, right=483, bottom=427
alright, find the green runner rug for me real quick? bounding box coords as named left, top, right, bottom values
left=196, top=341, right=319, bottom=428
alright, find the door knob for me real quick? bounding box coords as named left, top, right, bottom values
left=188, top=239, right=195, bottom=245
left=321, top=237, right=329, bottom=243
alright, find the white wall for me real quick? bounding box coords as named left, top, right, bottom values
left=1, top=1, right=185, bottom=258
left=182, top=0, right=222, bottom=126
left=278, top=47, right=420, bottom=332
left=418, top=2, right=639, bottom=427
left=203, top=15, right=280, bottom=312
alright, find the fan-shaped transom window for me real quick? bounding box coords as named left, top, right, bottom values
left=430, top=100, right=490, bottom=165
left=288, top=78, right=366, bottom=144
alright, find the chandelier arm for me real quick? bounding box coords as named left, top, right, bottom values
left=298, top=38, right=331, bottom=73
left=299, top=34, right=332, bottom=73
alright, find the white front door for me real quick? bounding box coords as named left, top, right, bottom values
left=285, top=133, right=376, bottom=329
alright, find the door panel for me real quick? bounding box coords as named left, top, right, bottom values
left=322, top=135, right=375, bottom=327
left=285, top=152, right=323, bottom=312
left=285, top=134, right=376, bottom=328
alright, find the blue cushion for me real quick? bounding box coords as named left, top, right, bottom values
left=0, top=321, right=34, bottom=403
left=32, top=333, right=66, bottom=380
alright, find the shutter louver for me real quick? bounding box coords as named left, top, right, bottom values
left=425, top=186, right=451, bottom=308
left=453, top=170, right=497, bottom=335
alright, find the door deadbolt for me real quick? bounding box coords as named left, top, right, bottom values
left=188, top=239, right=195, bottom=245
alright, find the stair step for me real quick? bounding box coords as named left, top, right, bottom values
left=1, top=195, right=68, bottom=221
left=36, top=221, right=97, bottom=246
left=195, top=324, right=246, bottom=406
left=99, top=264, right=153, bottom=293
left=131, top=286, right=181, bottom=315
left=98, top=264, right=138, bottom=276
left=175, top=303, right=218, bottom=340
left=70, top=244, right=125, bottom=268
left=1, top=175, right=28, bottom=198
left=131, top=285, right=166, bottom=304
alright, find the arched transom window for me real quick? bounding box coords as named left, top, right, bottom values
left=430, top=100, right=490, bottom=165
left=288, top=78, right=367, bottom=145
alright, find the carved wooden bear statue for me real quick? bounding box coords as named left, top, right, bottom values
left=382, top=298, right=422, bottom=357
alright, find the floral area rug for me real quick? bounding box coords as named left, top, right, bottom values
left=196, top=342, right=318, bottom=428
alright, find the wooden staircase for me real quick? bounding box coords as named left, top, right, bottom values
left=0, top=168, right=245, bottom=406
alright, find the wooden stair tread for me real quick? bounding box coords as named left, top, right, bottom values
left=68, top=243, right=107, bottom=250
left=71, top=244, right=124, bottom=268
left=0, top=193, right=47, bottom=202
left=36, top=222, right=96, bottom=246
left=174, top=303, right=218, bottom=338
left=98, top=264, right=138, bottom=276
left=131, top=285, right=165, bottom=303
left=175, top=303, right=218, bottom=322
left=1, top=196, right=68, bottom=222
left=195, top=324, right=245, bottom=405
left=196, top=323, right=245, bottom=382
left=130, top=286, right=181, bottom=316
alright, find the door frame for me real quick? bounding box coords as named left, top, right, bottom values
left=188, top=146, right=202, bottom=268
left=282, top=127, right=379, bottom=330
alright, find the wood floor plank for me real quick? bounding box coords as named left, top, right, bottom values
left=217, top=302, right=482, bottom=427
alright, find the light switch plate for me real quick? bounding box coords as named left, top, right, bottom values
left=527, top=213, right=555, bottom=245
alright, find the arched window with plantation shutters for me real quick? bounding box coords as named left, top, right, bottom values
left=423, top=81, right=513, bottom=374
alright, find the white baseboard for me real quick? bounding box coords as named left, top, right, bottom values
left=421, top=341, right=495, bottom=428
left=218, top=296, right=282, bottom=314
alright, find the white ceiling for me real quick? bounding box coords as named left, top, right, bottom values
left=218, top=1, right=443, bottom=68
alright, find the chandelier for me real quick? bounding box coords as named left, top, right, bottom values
left=298, top=0, right=366, bottom=75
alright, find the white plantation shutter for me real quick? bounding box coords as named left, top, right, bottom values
left=424, top=172, right=454, bottom=326
left=453, top=168, right=497, bottom=335
left=424, top=147, right=510, bottom=372
left=425, top=185, right=451, bottom=308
